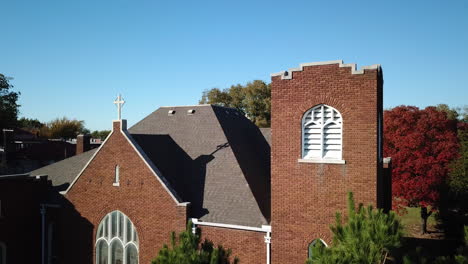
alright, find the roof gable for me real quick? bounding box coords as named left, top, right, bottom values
left=39, top=120, right=186, bottom=206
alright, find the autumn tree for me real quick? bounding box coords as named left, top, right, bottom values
left=40, top=117, right=86, bottom=139
left=383, top=105, right=459, bottom=234
left=200, top=80, right=271, bottom=127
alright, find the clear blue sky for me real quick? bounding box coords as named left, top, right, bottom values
left=2, top=0, right=467, bottom=130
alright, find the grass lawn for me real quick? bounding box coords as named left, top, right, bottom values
left=393, top=207, right=462, bottom=262
left=398, top=207, right=443, bottom=239
left=399, top=207, right=437, bottom=227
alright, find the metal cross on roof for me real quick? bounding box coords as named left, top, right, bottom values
left=113, top=94, right=125, bottom=120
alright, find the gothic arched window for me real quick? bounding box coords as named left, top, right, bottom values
left=302, top=104, right=343, bottom=161
left=96, top=211, right=139, bottom=264
left=308, top=239, right=327, bottom=259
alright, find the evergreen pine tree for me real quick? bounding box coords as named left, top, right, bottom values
left=306, top=192, right=403, bottom=264
left=152, top=221, right=239, bottom=264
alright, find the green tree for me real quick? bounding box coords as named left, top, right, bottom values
left=306, top=192, right=403, bottom=264
left=448, top=124, right=468, bottom=203
left=91, top=130, right=111, bottom=140
left=436, top=104, right=460, bottom=121
left=17, top=117, right=44, bottom=131
left=0, top=74, right=20, bottom=134
left=200, top=80, right=271, bottom=127
left=40, top=117, right=86, bottom=139
left=447, top=104, right=468, bottom=199
left=152, top=221, right=239, bottom=264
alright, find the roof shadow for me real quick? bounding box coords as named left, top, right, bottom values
left=131, top=134, right=230, bottom=219
left=212, top=108, right=271, bottom=222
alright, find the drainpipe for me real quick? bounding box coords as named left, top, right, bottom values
left=263, top=225, right=271, bottom=264
left=40, top=203, right=60, bottom=264
left=40, top=205, right=46, bottom=264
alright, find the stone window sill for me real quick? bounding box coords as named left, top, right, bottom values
left=298, top=159, right=346, bottom=164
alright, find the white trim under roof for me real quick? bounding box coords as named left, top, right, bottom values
left=192, top=218, right=272, bottom=264
left=160, top=104, right=211, bottom=108
left=271, top=60, right=381, bottom=80
left=191, top=218, right=271, bottom=233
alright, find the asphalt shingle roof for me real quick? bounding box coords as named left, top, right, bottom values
left=30, top=148, right=97, bottom=191
left=259, top=128, right=271, bottom=146
left=129, top=105, right=270, bottom=227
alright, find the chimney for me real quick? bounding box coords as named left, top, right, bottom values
left=76, top=134, right=91, bottom=155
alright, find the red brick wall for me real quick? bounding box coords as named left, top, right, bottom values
left=63, top=121, right=187, bottom=264
left=199, top=226, right=266, bottom=264
left=271, top=63, right=383, bottom=264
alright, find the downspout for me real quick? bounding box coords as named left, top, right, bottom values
left=264, top=228, right=271, bottom=264
left=40, top=203, right=60, bottom=264
left=40, top=205, right=46, bottom=264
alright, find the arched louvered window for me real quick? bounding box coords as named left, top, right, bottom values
left=96, top=211, right=139, bottom=264
left=302, top=104, right=343, bottom=161
left=308, top=239, right=327, bottom=259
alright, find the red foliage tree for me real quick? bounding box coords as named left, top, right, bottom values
left=384, top=106, right=459, bottom=233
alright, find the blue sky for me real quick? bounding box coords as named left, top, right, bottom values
left=2, top=0, right=467, bottom=130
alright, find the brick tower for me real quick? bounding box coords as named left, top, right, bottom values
left=270, top=60, right=385, bottom=263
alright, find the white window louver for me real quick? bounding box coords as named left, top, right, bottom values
left=302, top=104, right=343, bottom=160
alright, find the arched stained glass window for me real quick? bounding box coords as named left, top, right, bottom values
left=302, top=104, right=343, bottom=160
left=96, top=211, right=138, bottom=264
left=96, top=240, right=108, bottom=264
left=126, top=244, right=138, bottom=264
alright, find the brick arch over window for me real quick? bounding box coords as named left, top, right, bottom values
left=302, top=104, right=343, bottom=160
left=96, top=210, right=139, bottom=264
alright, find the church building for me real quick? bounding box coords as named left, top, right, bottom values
left=0, top=60, right=391, bottom=264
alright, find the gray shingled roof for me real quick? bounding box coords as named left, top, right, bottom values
left=259, top=128, right=271, bottom=146
left=129, top=105, right=270, bottom=227
left=30, top=149, right=97, bottom=191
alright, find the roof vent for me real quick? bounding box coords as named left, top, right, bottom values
left=187, top=109, right=195, bottom=115
left=168, top=110, right=175, bottom=116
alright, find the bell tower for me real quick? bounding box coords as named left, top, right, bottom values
left=270, top=60, right=385, bottom=263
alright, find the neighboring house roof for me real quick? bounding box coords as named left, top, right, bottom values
left=30, top=104, right=270, bottom=227
left=30, top=148, right=97, bottom=191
